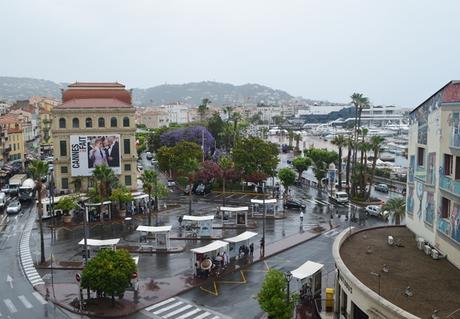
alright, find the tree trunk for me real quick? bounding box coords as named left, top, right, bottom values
left=346, top=144, right=352, bottom=193
left=338, top=147, right=342, bottom=191
left=363, top=152, right=368, bottom=199
left=222, top=178, right=226, bottom=207
left=188, top=183, right=192, bottom=215
left=367, top=149, right=378, bottom=199
left=37, top=185, right=45, bottom=264
left=148, top=192, right=152, bottom=226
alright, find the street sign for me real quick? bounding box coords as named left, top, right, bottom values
left=75, top=273, right=81, bottom=283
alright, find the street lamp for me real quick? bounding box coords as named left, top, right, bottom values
left=262, top=182, right=266, bottom=258
left=370, top=272, right=381, bottom=296
left=285, top=271, right=293, bottom=304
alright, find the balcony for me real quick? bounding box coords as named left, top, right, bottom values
left=439, top=174, right=460, bottom=196
left=415, top=166, right=426, bottom=181
left=450, top=132, right=460, bottom=149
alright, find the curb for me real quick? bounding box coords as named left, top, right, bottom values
left=19, top=214, right=45, bottom=286
left=0, top=214, right=7, bottom=231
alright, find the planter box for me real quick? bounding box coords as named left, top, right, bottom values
left=63, top=215, right=72, bottom=223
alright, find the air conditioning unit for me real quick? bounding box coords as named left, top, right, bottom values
left=388, top=236, right=394, bottom=245
left=417, top=238, right=425, bottom=250
left=424, top=244, right=432, bottom=255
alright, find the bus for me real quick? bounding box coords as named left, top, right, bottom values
left=18, top=178, right=36, bottom=202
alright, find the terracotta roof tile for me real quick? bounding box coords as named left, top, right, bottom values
left=442, top=81, right=460, bottom=103
left=68, top=82, right=125, bottom=88
left=56, top=98, right=131, bottom=109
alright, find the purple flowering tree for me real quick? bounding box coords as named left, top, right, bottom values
left=160, top=126, right=215, bottom=156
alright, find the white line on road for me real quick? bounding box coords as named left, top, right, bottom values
left=153, top=301, right=183, bottom=315
left=194, top=312, right=212, bottom=319
left=32, top=292, right=47, bottom=305
left=145, top=298, right=176, bottom=311
left=163, top=304, right=193, bottom=318
left=175, top=308, right=201, bottom=319
left=18, top=295, right=33, bottom=309
left=3, top=299, right=17, bottom=313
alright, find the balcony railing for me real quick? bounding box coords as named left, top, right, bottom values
left=440, top=174, right=460, bottom=196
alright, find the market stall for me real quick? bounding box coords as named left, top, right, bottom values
left=218, top=206, right=249, bottom=226
left=78, top=238, right=120, bottom=258
left=128, top=192, right=150, bottom=215
left=182, top=215, right=214, bottom=237
left=291, top=260, right=324, bottom=301
left=250, top=198, right=278, bottom=217
left=190, top=240, right=229, bottom=277
left=136, top=225, right=172, bottom=250
left=224, top=231, right=258, bottom=259
left=84, top=201, right=113, bottom=222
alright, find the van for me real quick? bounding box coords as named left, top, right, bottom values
left=332, top=191, right=349, bottom=203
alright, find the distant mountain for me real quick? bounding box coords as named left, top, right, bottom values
left=0, top=76, right=342, bottom=106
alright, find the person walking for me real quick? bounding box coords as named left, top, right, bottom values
left=249, top=243, right=254, bottom=257
left=300, top=211, right=304, bottom=223
left=260, top=237, right=265, bottom=258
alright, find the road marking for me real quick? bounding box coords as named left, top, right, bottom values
left=3, top=299, right=17, bottom=313
left=32, top=292, right=47, bottom=305
left=145, top=298, right=176, bottom=311
left=194, top=312, right=212, bottom=319
left=153, top=301, right=183, bottom=315
left=163, top=304, right=193, bottom=318
left=18, top=295, right=33, bottom=309
left=324, top=230, right=339, bottom=238
left=175, top=308, right=201, bottom=319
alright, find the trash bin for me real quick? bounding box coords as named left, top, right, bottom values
left=325, top=288, right=335, bottom=311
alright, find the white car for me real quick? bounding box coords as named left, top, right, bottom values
left=167, top=179, right=176, bottom=187
left=366, top=205, right=382, bottom=217
left=331, top=191, right=349, bottom=203
left=6, top=200, right=22, bottom=214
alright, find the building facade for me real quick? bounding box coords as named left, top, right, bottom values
left=51, top=82, right=137, bottom=194
left=407, top=80, right=460, bottom=268
left=0, top=115, right=24, bottom=163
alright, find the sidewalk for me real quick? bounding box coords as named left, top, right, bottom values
left=34, top=224, right=328, bottom=317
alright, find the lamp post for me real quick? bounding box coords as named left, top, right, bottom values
left=370, top=272, right=381, bottom=296
left=262, top=182, right=266, bottom=258
left=285, top=271, right=292, bottom=304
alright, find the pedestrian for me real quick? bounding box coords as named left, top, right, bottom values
left=178, top=215, right=183, bottom=228
left=300, top=211, right=304, bottom=223
left=249, top=243, right=254, bottom=256
left=260, top=237, right=265, bottom=257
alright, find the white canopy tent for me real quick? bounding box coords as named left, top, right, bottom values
left=224, top=231, right=258, bottom=259
left=183, top=215, right=214, bottom=237
left=290, top=261, right=324, bottom=300
left=191, top=240, right=229, bottom=276
left=225, top=231, right=258, bottom=243
left=250, top=198, right=278, bottom=217
left=136, top=225, right=172, bottom=250
left=78, top=238, right=120, bottom=254
left=219, top=206, right=249, bottom=226
left=84, top=201, right=113, bottom=221
left=183, top=215, right=214, bottom=221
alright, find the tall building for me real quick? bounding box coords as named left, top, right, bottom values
left=51, top=82, right=137, bottom=194
left=0, top=114, right=24, bottom=163
left=406, top=80, right=460, bottom=268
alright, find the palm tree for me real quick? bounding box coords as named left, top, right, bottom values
left=367, top=136, right=385, bottom=199
left=287, top=129, right=294, bottom=148
left=179, top=158, right=199, bottom=214
left=218, top=156, right=232, bottom=206
left=139, top=170, right=167, bottom=225
left=350, top=93, right=370, bottom=175
left=230, top=111, right=242, bottom=146
left=345, top=136, right=353, bottom=192
left=109, top=187, right=134, bottom=216
left=92, top=164, right=116, bottom=222
left=331, top=135, right=347, bottom=191
left=223, top=106, right=234, bottom=123
left=198, top=98, right=211, bottom=123
left=260, top=127, right=269, bottom=139
left=357, top=141, right=371, bottom=198
left=382, top=197, right=406, bottom=225
left=294, top=133, right=302, bottom=153
left=29, top=160, right=49, bottom=264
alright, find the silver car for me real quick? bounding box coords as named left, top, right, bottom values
left=6, top=200, right=22, bottom=214
left=365, top=205, right=382, bottom=217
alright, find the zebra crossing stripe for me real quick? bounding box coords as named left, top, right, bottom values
left=145, top=298, right=175, bottom=311
left=4, top=299, right=17, bottom=313
left=209, top=316, right=219, bottom=319
left=18, top=295, right=33, bottom=309
left=153, top=301, right=183, bottom=315
left=194, top=312, right=212, bottom=319
left=32, top=292, right=47, bottom=305
left=163, top=305, right=193, bottom=318
left=175, top=308, right=201, bottom=319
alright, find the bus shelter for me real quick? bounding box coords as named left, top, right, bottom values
left=136, top=225, right=172, bottom=250
left=291, top=261, right=324, bottom=302
left=219, top=206, right=249, bottom=226
left=183, top=215, right=214, bottom=237
left=224, top=231, right=258, bottom=259
left=84, top=201, right=113, bottom=222
left=78, top=238, right=120, bottom=258
left=190, top=240, right=229, bottom=277
left=250, top=198, right=278, bottom=217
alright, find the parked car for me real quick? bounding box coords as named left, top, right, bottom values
left=287, top=159, right=292, bottom=165
left=374, top=183, right=389, bottom=193
left=6, top=200, right=22, bottom=214
left=195, top=183, right=212, bottom=195
left=366, top=205, right=382, bottom=217
left=167, top=179, right=176, bottom=187
left=331, top=191, right=349, bottom=203
left=137, top=164, right=143, bottom=172
left=284, top=199, right=306, bottom=210
left=145, top=152, right=153, bottom=160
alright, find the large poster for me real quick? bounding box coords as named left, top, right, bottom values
left=70, top=135, right=121, bottom=176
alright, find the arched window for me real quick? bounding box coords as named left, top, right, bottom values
left=123, top=116, right=130, bottom=127
left=98, top=117, right=105, bottom=128
left=110, top=117, right=117, bottom=127
left=85, top=117, right=92, bottom=128
left=72, top=117, right=79, bottom=128
left=59, top=118, right=66, bottom=128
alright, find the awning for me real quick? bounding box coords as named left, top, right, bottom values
left=78, top=238, right=120, bottom=246
left=291, top=261, right=324, bottom=280
left=183, top=215, right=214, bottom=221
left=220, top=206, right=249, bottom=212
left=191, top=240, right=228, bottom=254
left=85, top=201, right=112, bottom=207
left=251, top=199, right=277, bottom=204
left=136, top=225, right=172, bottom=233
left=225, top=231, right=258, bottom=243
left=134, top=194, right=149, bottom=200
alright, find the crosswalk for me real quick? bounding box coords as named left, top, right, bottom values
left=19, top=216, right=44, bottom=286
left=0, top=293, right=48, bottom=316
left=323, top=229, right=340, bottom=238
left=142, top=297, right=227, bottom=319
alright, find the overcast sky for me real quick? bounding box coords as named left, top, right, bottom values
left=1, top=0, right=460, bottom=107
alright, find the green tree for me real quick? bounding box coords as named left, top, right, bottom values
left=230, top=111, right=242, bottom=146
left=109, top=187, right=134, bottom=215
left=305, top=148, right=338, bottom=188
left=272, top=115, right=284, bottom=126
left=278, top=167, right=296, bottom=198
left=367, top=136, right=385, bottom=199
left=382, top=197, right=406, bottom=225
left=55, top=195, right=79, bottom=215
left=156, top=146, right=175, bottom=177
left=29, top=160, right=49, bottom=264
left=206, top=112, right=225, bottom=147
left=198, top=98, right=211, bottom=122
left=156, top=141, right=203, bottom=177
left=292, top=157, right=312, bottom=182
left=139, top=170, right=168, bottom=225
left=258, top=269, right=294, bottom=319
left=146, top=127, right=170, bottom=152
left=81, top=249, right=136, bottom=305
left=331, top=135, right=347, bottom=190
left=178, top=158, right=199, bottom=214
left=294, top=133, right=302, bottom=152
left=232, top=136, right=279, bottom=178
left=92, top=164, right=117, bottom=222
left=345, top=136, right=353, bottom=191
left=287, top=129, right=294, bottom=148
